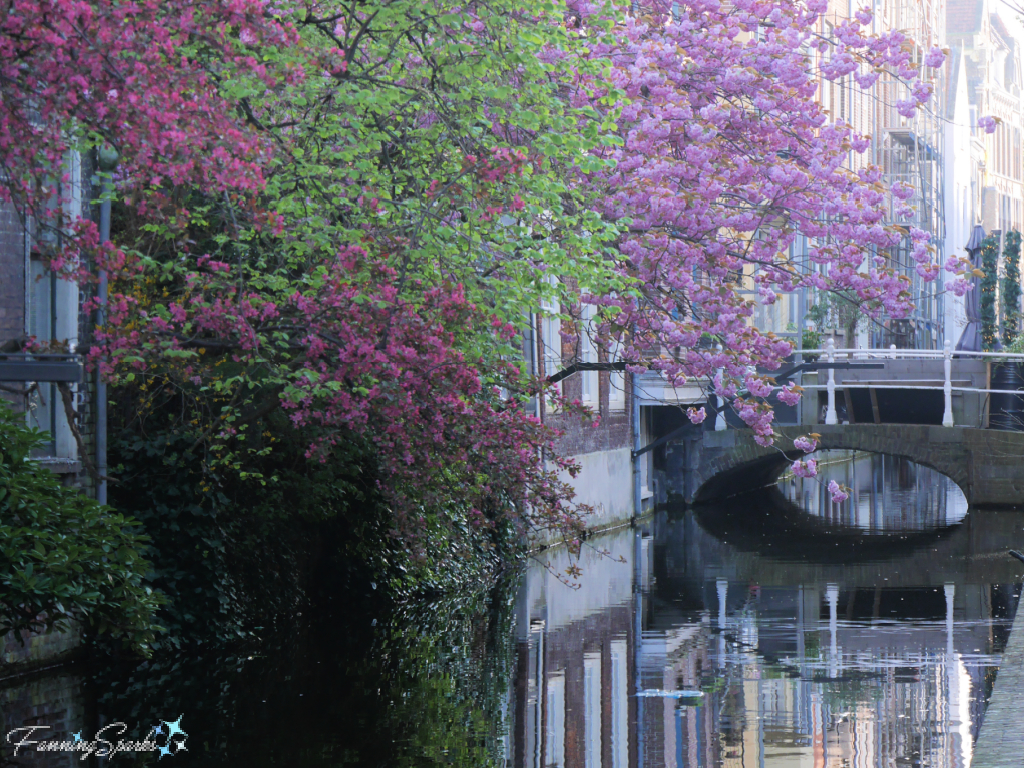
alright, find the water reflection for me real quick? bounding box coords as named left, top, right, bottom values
left=1, top=482, right=1022, bottom=767
left=513, top=506, right=1024, bottom=768
left=778, top=450, right=969, bottom=533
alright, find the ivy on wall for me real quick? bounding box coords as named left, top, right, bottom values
left=1003, top=230, right=1022, bottom=346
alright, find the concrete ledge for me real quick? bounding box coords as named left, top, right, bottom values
left=34, top=457, right=82, bottom=475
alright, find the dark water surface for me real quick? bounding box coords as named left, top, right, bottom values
left=2, top=453, right=1023, bottom=767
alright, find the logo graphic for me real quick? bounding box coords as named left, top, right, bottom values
left=6, top=715, right=187, bottom=759
left=152, top=715, right=188, bottom=759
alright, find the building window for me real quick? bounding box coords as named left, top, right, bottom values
left=541, top=283, right=562, bottom=409
left=580, top=303, right=598, bottom=406
left=608, top=334, right=626, bottom=412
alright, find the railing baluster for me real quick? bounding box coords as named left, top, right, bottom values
left=943, top=340, right=954, bottom=427
left=825, top=337, right=838, bottom=425
left=715, top=343, right=726, bottom=432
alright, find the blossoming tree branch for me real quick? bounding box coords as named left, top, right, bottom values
left=569, top=0, right=981, bottom=497
left=0, top=0, right=988, bottom=539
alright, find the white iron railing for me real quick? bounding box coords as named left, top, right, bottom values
left=790, top=338, right=1024, bottom=428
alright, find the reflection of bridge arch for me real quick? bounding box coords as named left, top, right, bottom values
left=688, top=424, right=1024, bottom=506
left=655, top=506, right=1024, bottom=590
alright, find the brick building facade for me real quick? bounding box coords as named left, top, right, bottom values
left=533, top=292, right=638, bottom=536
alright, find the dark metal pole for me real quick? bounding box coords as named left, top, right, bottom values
left=96, top=147, right=117, bottom=505
left=633, top=525, right=645, bottom=768
left=632, top=371, right=642, bottom=520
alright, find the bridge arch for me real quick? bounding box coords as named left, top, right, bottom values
left=687, top=424, right=1024, bottom=507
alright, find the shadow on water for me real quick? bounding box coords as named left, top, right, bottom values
left=1, top=583, right=519, bottom=768
left=691, top=485, right=963, bottom=564
left=3, top=450, right=1024, bottom=767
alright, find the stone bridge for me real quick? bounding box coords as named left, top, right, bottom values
left=678, top=424, right=1024, bottom=507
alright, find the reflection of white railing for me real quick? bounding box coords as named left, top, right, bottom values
left=795, top=338, right=1024, bottom=427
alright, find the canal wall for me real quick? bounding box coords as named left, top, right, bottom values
left=0, top=668, right=87, bottom=768
left=972, top=590, right=1024, bottom=767
left=660, top=424, right=1024, bottom=507
left=555, top=446, right=634, bottom=535
left=0, top=626, right=82, bottom=676
left=542, top=375, right=637, bottom=544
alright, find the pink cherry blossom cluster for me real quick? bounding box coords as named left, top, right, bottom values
left=791, top=459, right=817, bottom=478
left=569, top=0, right=966, bottom=447
left=0, top=0, right=299, bottom=253
left=827, top=479, right=850, bottom=502
left=792, top=435, right=819, bottom=452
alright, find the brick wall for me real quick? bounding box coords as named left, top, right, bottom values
left=547, top=379, right=632, bottom=458
left=0, top=626, right=82, bottom=671
left=0, top=669, right=86, bottom=768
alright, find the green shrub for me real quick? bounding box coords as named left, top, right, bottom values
left=0, top=400, right=162, bottom=652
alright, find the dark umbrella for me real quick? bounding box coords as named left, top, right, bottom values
left=956, top=224, right=987, bottom=352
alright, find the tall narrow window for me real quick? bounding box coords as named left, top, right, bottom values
left=26, top=254, right=55, bottom=450
left=608, top=334, right=626, bottom=411
left=581, top=303, right=598, bottom=406
left=541, top=281, right=562, bottom=408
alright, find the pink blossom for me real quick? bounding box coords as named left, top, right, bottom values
left=828, top=479, right=850, bottom=502
left=687, top=406, right=707, bottom=424
left=924, top=47, right=946, bottom=68
left=777, top=382, right=802, bottom=406
left=791, top=459, right=817, bottom=478
left=793, top=435, right=818, bottom=452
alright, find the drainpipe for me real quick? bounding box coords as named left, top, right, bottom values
left=632, top=370, right=642, bottom=520
left=96, top=146, right=117, bottom=505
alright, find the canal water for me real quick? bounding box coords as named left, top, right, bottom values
left=2, top=451, right=1023, bottom=767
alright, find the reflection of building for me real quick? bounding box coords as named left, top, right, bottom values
left=511, top=530, right=640, bottom=767
left=509, top=511, right=1018, bottom=768
left=651, top=509, right=1018, bottom=768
